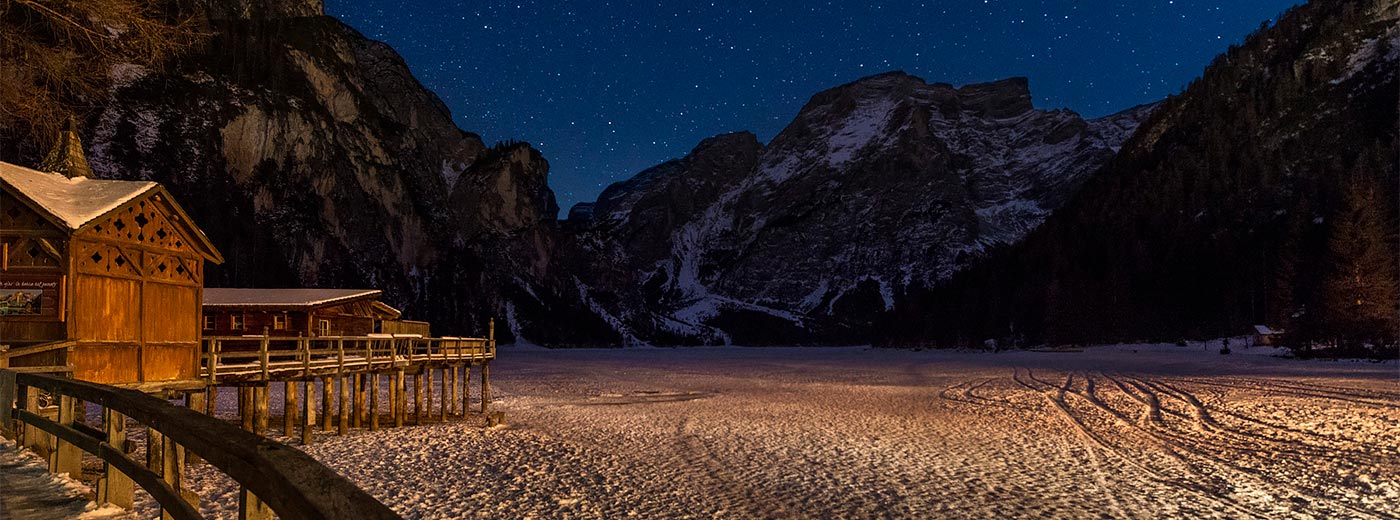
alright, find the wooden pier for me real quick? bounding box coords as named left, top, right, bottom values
left=200, top=321, right=496, bottom=441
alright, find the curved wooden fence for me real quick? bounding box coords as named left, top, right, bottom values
left=0, top=369, right=401, bottom=520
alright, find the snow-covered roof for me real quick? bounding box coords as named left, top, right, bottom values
left=1253, top=325, right=1280, bottom=335
left=0, top=160, right=157, bottom=229
left=203, top=288, right=384, bottom=309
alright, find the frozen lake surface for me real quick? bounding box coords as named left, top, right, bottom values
left=174, top=344, right=1398, bottom=518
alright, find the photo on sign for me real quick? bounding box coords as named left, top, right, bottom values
left=0, top=288, right=43, bottom=316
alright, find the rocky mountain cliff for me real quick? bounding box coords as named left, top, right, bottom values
left=561, top=73, right=1154, bottom=344
left=884, top=0, right=1399, bottom=348
left=3, top=0, right=567, bottom=339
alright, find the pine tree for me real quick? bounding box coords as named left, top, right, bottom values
left=1319, top=170, right=1399, bottom=349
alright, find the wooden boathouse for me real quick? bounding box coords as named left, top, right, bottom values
left=0, top=155, right=222, bottom=388
left=202, top=287, right=410, bottom=337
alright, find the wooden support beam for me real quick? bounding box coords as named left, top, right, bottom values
left=481, top=363, right=491, bottom=415
left=369, top=373, right=380, bottom=431
left=51, top=395, right=81, bottom=477
left=300, top=380, right=314, bottom=445
left=462, top=366, right=471, bottom=419
left=238, top=387, right=253, bottom=433
left=96, top=409, right=134, bottom=510
left=205, top=386, right=218, bottom=416
left=439, top=368, right=448, bottom=421
left=337, top=376, right=348, bottom=436
left=320, top=377, right=332, bottom=432
left=413, top=372, right=423, bottom=424
left=352, top=373, right=364, bottom=429
left=448, top=366, right=458, bottom=417
left=253, top=385, right=269, bottom=436
left=424, top=368, right=434, bottom=423
left=393, top=369, right=405, bottom=428
left=283, top=381, right=298, bottom=437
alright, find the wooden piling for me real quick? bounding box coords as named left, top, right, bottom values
left=353, top=373, right=365, bottom=429
left=413, top=372, right=423, bottom=423
left=300, top=380, right=314, bottom=445
left=369, top=373, right=380, bottom=431
left=158, top=433, right=185, bottom=520
left=462, top=365, right=471, bottom=418
left=239, top=486, right=272, bottom=520
left=238, top=387, right=253, bottom=432
left=283, top=381, right=298, bottom=437
left=337, top=375, right=349, bottom=435
left=424, top=368, right=434, bottom=423
left=394, top=369, right=405, bottom=428
left=253, top=385, right=269, bottom=436
left=439, top=367, right=449, bottom=421
left=480, top=363, right=491, bottom=415
left=185, top=392, right=207, bottom=464
left=205, top=386, right=218, bottom=416
left=320, top=377, right=333, bottom=431
left=448, top=365, right=458, bottom=416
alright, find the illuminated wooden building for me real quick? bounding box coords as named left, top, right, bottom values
left=0, top=132, right=222, bottom=388
left=201, top=288, right=424, bottom=337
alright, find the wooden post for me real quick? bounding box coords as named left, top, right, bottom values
left=413, top=371, right=423, bottom=424
left=158, top=433, right=185, bottom=520
left=96, top=409, right=134, bottom=509
left=51, top=395, right=81, bottom=477
left=369, top=373, right=380, bottom=431
left=206, top=385, right=218, bottom=416
left=424, top=368, right=434, bottom=423
left=462, top=365, right=471, bottom=418
left=253, top=385, right=269, bottom=436
left=320, top=376, right=333, bottom=431
left=300, top=380, right=314, bottom=445
left=259, top=333, right=270, bottom=382
left=185, top=392, right=207, bottom=464
left=239, top=486, right=272, bottom=520
left=480, top=363, right=491, bottom=415
left=352, top=373, right=365, bottom=429
left=393, top=369, right=405, bottom=428
left=283, top=381, right=298, bottom=437
left=448, top=365, right=458, bottom=417
left=439, top=367, right=448, bottom=420
left=238, top=387, right=253, bottom=432
left=337, top=375, right=349, bottom=435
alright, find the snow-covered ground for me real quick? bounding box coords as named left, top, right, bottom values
left=24, top=343, right=1399, bottom=519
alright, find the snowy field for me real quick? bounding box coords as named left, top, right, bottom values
left=13, top=343, right=1399, bottom=519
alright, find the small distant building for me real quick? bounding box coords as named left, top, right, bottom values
left=201, top=288, right=424, bottom=337
left=1251, top=325, right=1283, bottom=347
left=0, top=130, right=223, bottom=387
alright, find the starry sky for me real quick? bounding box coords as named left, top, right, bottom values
left=325, top=0, right=1301, bottom=215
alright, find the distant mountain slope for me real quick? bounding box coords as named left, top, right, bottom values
left=561, top=73, right=1153, bottom=344
left=885, top=0, right=1399, bottom=347
left=1, top=0, right=569, bottom=339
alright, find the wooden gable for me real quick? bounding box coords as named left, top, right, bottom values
left=0, top=190, right=66, bottom=271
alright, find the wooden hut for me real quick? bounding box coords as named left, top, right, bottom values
left=202, top=288, right=415, bottom=337
left=0, top=145, right=223, bottom=388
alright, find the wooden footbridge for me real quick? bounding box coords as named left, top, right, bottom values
left=201, top=321, right=498, bottom=443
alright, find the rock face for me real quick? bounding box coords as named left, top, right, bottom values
left=74, top=0, right=557, bottom=338
left=564, top=73, right=1154, bottom=344
left=885, top=0, right=1400, bottom=346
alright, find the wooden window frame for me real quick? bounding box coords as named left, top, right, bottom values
left=203, top=315, right=214, bottom=331
left=273, top=313, right=287, bottom=330
left=318, top=319, right=330, bottom=337
left=231, top=314, right=245, bottom=332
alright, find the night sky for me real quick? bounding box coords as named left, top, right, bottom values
left=325, top=0, right=1301, bottom=215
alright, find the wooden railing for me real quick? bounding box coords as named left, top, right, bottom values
left=200, top=335, right=496, bottom=382
left=0, top=369, right=402, bottom=520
